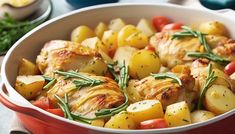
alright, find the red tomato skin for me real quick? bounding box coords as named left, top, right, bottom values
left=33, top=97, right=54, bottom=110
left=224, top=61, right=235, bottom=75
left=145, top=45, right=156, bottom=52
left=108, top=49, right=116, bottom=58
left=46, top=109, right=64, bottom=117
left=162, top=23, right=184, bottom=31
left=152, top=16, right=171, bottom=31
left=140, top=118, right=168, bottom=129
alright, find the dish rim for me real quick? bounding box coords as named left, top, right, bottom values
left=1, top=3, right=235, bottom=133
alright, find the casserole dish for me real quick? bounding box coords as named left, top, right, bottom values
left=1, top=3, right=235, bottom=134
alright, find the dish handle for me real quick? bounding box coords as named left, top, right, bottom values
left=0, top=83, right=40, bottom=116
left=216, top=9, right=235, bottom=21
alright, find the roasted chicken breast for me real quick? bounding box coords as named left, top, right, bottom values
left=127, top=70, right=197, bottom=109
left=150, top=31, right=233, bottom=68
left=36, top=40, right=106, bottom=77
left=46, top=73, right=125, bottom=118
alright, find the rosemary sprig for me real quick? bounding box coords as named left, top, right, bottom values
left=107, top=61, right=119, bottom=81
left=54, top=62, right=130, bottom=123
left=95, top=61, right=129, bottom=117
left=118, top=62, right=129, bottom=90
left=43, top=76, right=54, bottom=82
left=187, top=52, right=230, bottom=66
left=54, top=70, right=104, bottom=90
left=43, top=78, right=56, bottom=90
left=55, top=94, right=73, bottom=120
left=197, top=64, right=217, bottom=110
left=172, top=26, right=230, bottom=65
left=151, top=72, right=182, bottom=86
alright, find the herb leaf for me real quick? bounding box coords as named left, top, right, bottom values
left=54, top=70, right=104, bottom=90
left=151, top=72, right=182, bottom=86
left=197, top=64, right=217, bottom=109
left=0, top=13, right=46, bottom=53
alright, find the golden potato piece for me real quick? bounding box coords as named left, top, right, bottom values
left=108, top=18, right=126, bottom=32
left=102, top=30, right=118, bottom=56
left=118, top=25, right=139, bottom=47
left=81, top=37, right=108, bottom=53
left=164, top=101, right=191, bottom=127
left=127, top=100, right=164, bottom=124
left=205, top=85, right=235, bottom=114
left=136, top=18, right=156, bottom=37
left=15, top=75, right=45, bottom=100
left=113, top=46, right=138, bottom=66
left=129, top=49, right=161, bottom=79
left=126, top=32, right=149, bottom=49
left=104, top=111, right=136, bottom=129
left=18, top=58, right=39, bottom=75
left=71, top=25, right=95, bottom=43
left=91, top=119, right=105, bottom=127
left=199, top=21, right=228, bottom=36
left=95, top=22, right=108, bottom=39
left=79, top=58, right=107, bottom=76
left=191, top=110, right=215, bottom=123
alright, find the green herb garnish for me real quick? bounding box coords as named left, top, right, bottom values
left=197, top=64, right=217, bottom=110
left=54, top=70, right=104, bottom=89
left=0, top=13, right=46, bottom=53
left=43, top=78, right=56, bottom=90
left=54, top=62, right=130, bottom=123
left=151, top=72, right=182, bottom=86
left=172, top=26, right=230, bottom=65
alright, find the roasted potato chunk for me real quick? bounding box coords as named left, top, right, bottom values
left=15, top=75, right=45, bottom=99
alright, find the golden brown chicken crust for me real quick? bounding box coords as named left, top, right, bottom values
left=36, top=40, right=100, bottom=77
left=46, top=74, right=125, bottom=118
left=128, top=73, right=196, bottom=109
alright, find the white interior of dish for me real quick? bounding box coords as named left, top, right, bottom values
left=1, top=3, right=235, bottom=133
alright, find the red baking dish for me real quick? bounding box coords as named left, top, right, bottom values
left=1, top=3, right=235, bottom=134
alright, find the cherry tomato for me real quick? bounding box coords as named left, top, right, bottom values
left=108, top=49, right=116, bottom=58
left=224, top=61, right=235, bottom=75
left=144, top=45, right=155, bottom=52
left=46, top=108, right=64, bottom=117
left=33, top=97, right=54, bottom=110
left=140, top=118, right=168, bottom=129
left=162, top=23, right=184, bottom=31
left=152, top=16, right=171, bottom=31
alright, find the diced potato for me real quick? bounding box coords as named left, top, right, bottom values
left=118, top=25, right=139, bottom=47
left=108, top=18, right=126, bottom=32
left=95, top=22, right=108, bottom=39
left=205, top=85, right=235, bottom=114
left=102, top=30, right=118, bottom=56
left=164, top=101, right=191, bottom=127
left=191, top=110, right=215, bottom=123
left=129, top=49, right=161, bottom=79
left=127, top=100, right=164, bottom=124
left=80, top=58, right=107, bottom=76
left=126, top=80, right=143, bottom=103
left=199, top=21, right=228, bottom=36
left=113, top=46, right=138, bottom=66
left=136, top=18, right=156, bottom=37
left=15, top=75, right=45, bottom=99
left=18, top=58, right=39, bottom=75
left=91, top=119, right=105, bottom=127
left=98, top=50, right=114, bottom=64
left=71, top=25, right=95, bottom=43
left=205, top=35, right=228, bottom=49
left=125, top=32, right=149, bottom=49
left=81, top=37, right=108, bottom=53
left=104, top=111, right=136, bottom=129
left=212, top=69, right=230, bottom=88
